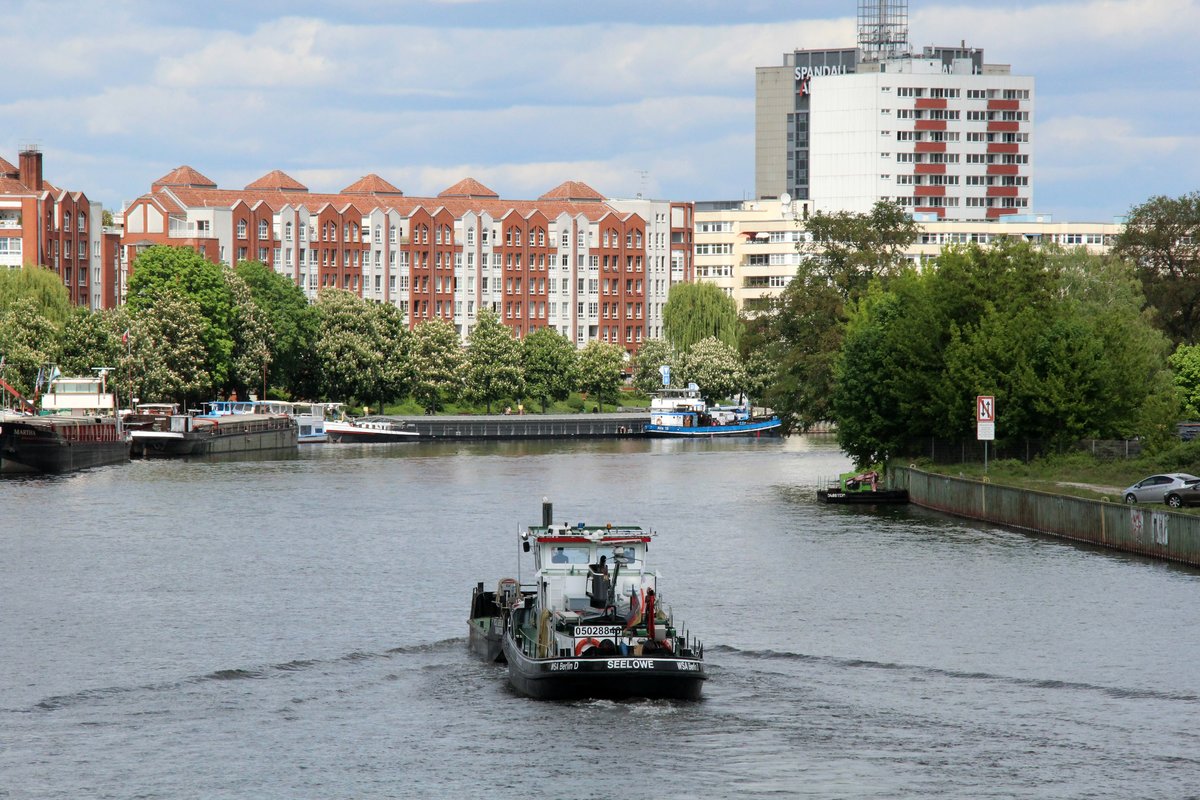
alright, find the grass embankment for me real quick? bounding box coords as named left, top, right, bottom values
left=916, top=441, right=1200, bottom=511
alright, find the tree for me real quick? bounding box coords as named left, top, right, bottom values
left=522, top=327, right=576, bottom=413
left=832, top=242, right=1175, bottom=466
left=662, top=282, right=740, bottom=352
left=410, top=317, right=463, bottom=412
left=235, top=260, right=318, bottom=398
left=225, top=267, right=272, bottom=399
left=312, top=289, right=381, bottom=406
left=0, top=264, right=71, bottom=325
left=630, top=338, right=674, bottom=394
left=803, top=200, right=920, bottom=301
left=127, top=288, right=212, bottom=405
left=127, top=246, right=234, bottom=390
left=0, top=298, right=61, bottom=395
left=1170, top=344, right=1200, bottom=419
left=57, top=307, right=126, bottom=381
left=1113, top=191, right=1200, bottom=345
left=749, top=200, right=919, bottom=431
left=576, top=340, right=625, bottom=412
left=676, top=337, right=746, bottom=403
left=464, top=309, right=524, bottom=413
left=370, top=302, right=413, bottom=410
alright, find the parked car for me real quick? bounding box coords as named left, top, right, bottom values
left=1163, top=478, right=1200, bottom=508
left=1122, top=473, right=1200, bottom=504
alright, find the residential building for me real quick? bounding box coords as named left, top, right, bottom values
left=0, top=147, right=122, bottom=309
left=695, top=200, right=1121, bottom=312
left=120, top=168, right=694, bottom=355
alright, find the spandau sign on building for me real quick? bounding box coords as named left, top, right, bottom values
left=794, top=65, right=849, bottom=81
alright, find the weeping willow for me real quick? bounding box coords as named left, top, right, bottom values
left=662, top=282, right=740, bottom=353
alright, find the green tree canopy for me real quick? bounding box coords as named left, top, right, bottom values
left=804, top=200, right=921, bottom=301
left=630, top=338, right=675, bottom=394
left=576, top=340, right=626, bottom=412
left=410, top=317, right=463, bottom=412
left=127, top=288, right=212, bottom=405
left=0, top=298, right=61, bottom=395
left=0, top=264, right=71, bottom=325
left=312, top=289, right=393, bottom=406
left=676, top=336, right=746, bottom=404
left=1113, top=191, right=1200, bottom=345
left=465, top=309, right=524, bottom=413
left=522, top=326, right=577, bottom=413
left=128, top=246, right=235, bottom=390
left=57, top=307, right=126, bottom=384
left=1171, top=344, right=1200, bottom=419
left=832, top=242, right=1175, bottom=466
left=662, top=282, right=740, bottom=352
left=234, top=260, right=318, bottom=398
left=225, top=267, right=272, bottom=398
left=746, top=200, right=919, bottom=432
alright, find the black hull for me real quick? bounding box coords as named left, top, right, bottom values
left=0, top=424, right=129, bottom=474
left=502, top=631, right=705, bottom=701
left=818, top=489, right=909, bottom=504
left=468, top=618, right=505, bottom=663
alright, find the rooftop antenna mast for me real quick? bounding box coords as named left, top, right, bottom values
left=857, top=0, right=909, bottom=59
left=636, top=169, right=648, bottom=199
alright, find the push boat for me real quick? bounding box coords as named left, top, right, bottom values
left=0, top=371, right=130, bottom=474
left=470, top=500, right=706, bottom=701
left=325, top=415, right=418, bottom=443
left=817, top=470, right=909, bottom=504
left=644, top=384, right=781, bottom=438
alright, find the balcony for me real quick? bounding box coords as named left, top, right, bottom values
left=986, top=164, right=1020, bottom=176
left=914, top=185, right=946, bottom=197
left=987, top=143, right=1020, bottom=154
left=986, top=207, right=1019, bottom=219
left=987, top=121, right=1020, bottom=133
left=986, top=186, right=1020, bottom=197
left=915, top=120, right=947, bottom=132
left=987, top=99, right=1020, bottom=111
left=915, top=98, right=948, bottom=110
left=914, top=142, right=946, bottom=153
left=914, top=163, right=946, bottom=175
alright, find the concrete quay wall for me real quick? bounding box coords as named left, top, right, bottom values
left=890, top=466, right=1200, bottom=567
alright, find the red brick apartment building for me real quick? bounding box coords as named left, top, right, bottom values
left=121, top=167, right=694, bottom=353
left=0, top=147, right=122, bottom=309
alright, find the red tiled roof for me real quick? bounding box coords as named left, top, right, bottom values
left=438, top=177, right=499, bottom=199
left=341, top=174, right=404, bottom=195
left=539, top=180, right=605, bottom=202
left=153, top=166, right=217, bottom=189
left=0, top=176, right=31, bottom=195
left=0, top=156, right=18, bottom=179
left=245, top=169, right=308, bottom=192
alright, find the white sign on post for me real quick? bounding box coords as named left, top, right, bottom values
left=977, top=395, right=995, bottom=441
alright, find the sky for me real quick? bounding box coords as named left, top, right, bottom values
left=3, top=0, right=1197, bottom=222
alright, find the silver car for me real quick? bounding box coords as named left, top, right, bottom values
left=1122, top=473, right=1199, bottom=504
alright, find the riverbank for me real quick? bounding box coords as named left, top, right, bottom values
left=890, top=465, right=1200, bottom=567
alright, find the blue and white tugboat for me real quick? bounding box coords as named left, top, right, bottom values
left=470, top=499, right=706, bottom=700
left=644, top=383, right=782, bottom=438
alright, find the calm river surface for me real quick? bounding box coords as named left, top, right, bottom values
left=2, top=437, right=1197, bottom=799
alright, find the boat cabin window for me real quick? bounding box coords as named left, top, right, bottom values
left=546, top=546, right=589, bottom=565
left=597, top=545, right=641, bottom=567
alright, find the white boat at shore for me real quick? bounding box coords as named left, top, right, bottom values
left=325, top=416, right=419, bottom=443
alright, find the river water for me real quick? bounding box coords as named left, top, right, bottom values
left=2, top=437, right=1197, bottom=799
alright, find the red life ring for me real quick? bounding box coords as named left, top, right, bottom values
left=574, top=638, right=600, bottom=656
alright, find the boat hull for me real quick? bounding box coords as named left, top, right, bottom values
left=817, top=488, right=909, bottom=504
left=468, top=617, right=505, bottom=663
left=502, top=633, right=705, bottom=701
left=325, top=420, right=418, bottom=443
left=132, top=414, right=297, bottom=457
left=644, top=418, right=782, bottom=438
left=0, top=418, right=130, bottom=474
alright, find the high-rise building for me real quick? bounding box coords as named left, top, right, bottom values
left=756, top=0, right=1034, bottom=221
left=0, top=147, right=122, bottom=309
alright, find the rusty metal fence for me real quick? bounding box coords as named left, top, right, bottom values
left=890, top=466, right=1200, bottom=567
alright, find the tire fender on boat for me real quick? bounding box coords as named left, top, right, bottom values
left=575, top=638, right=600, bottom=656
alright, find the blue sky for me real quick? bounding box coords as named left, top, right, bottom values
left=4, top=0, right=1196, bottom=221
